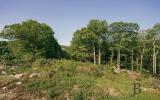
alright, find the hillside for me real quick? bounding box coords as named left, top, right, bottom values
left=0, top=59, right=160, bottom=100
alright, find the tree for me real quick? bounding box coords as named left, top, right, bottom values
left=109, top=22, right=139, bottom=70
left=136, top=30, right=147, bottom=72
left=87, top=19, right=108, bottom=64
left=71, top=27, right=96, bottom=62
left=127, top=34, right=138, bottom=71
left=0, top=20, right=62, bottom=61
left=147, top=23, right=160, bottom=75
left=71, top=19, right=108, bottom=64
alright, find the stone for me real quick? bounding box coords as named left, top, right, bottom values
left=107, top=87, right=120, bottom=96
left=1, top=71, right=7, bottom=75
left=142, top=87, right=147, bottom=91
left=114, top=69, right=121, bottom=73
left=29, top=73, right=40, bottom=78
left=2, top=87, right=7, bottom=90
left=0, top=64, right=5, bottom=70
left=10, top=67, right=15, bottom=70
left=16, top=81, right=22, bottom=85
left=113, top=66, right=121, bottom=73
left=12, top=73, right=25, bottom=78
left=10, top=75, right=14, bottom=77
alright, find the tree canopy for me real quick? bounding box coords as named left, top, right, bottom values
left=70, top=19, right=160, bottom=75
left=0, top=20, right=63, bottom=62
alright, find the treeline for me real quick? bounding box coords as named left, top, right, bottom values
left=0, top=19, right=160, bottom=75
left=70, top=19, right=160, bottom=75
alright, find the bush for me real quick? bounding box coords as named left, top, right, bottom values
left=48, top=70, right=55, bottom=78
left=32, top=58, right=48, bottom=68
left=22, top=53, right=34, bottom=62
left=72, top=91, right=84, bottom=100
left=0, top=53, right=15, bottom=66
left=75, top=66, right=103, bottom=77
left=25, top=80, right=53, bottom=90
left=152, top=80, right=160, bottom=90
left=47, top=88, right=59, bottom=100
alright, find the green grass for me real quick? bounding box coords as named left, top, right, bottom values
left=113, top=92, right=160, bottom=100
left=0, top=59, right=160, bottom=99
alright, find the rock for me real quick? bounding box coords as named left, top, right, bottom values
left=29, top=73, right=40, bottom=78
left=113, top=67, right=121, bottom=73
left=73, top=85, right=80, bottom=91
left=0, top=64, right=5, bottom=70
left=12, top=73, right=25, bottom=78
left=10, top=75, right=14, bottom=77
left=127, top=71, right=140, bottom=79
left=141, top=87, right=147, bottom=91
left=107, top=87, right=120, bottom=96
left=141, top=87, right=157, bottom=92
left=64, top=93, right=70, bottom=100
left=1, top=71, right=7, bottom=75
left=10, top=67, right=15, bottom=70
left=16, top=81, right=22, bottom=85
left=121, top=69, right=127, bottom=72
left=2, top=87, right=7, bottom=90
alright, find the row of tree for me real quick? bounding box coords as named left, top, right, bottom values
left=0, top=19, right=160, bottom=75
left=70, top=19, right=160, bottom=75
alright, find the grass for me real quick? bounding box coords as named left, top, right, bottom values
left=0, top=75, right=15, bottom=84
left=0, top=59, right=160, bottom=99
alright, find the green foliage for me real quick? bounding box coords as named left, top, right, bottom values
left=71, top=19, right=108, bottom=63
left=0, top=20, right=63, bottom=61
left=3, top=66, right=31, bottom=75
left=32, top=58, right=49, bottom=68
left=48, top=70, right=55, bottom=78
left=71, top=27, right=94, bottom=61
left=0, top=41, right=15, bottom=65
left=25, top=79, right=54, bottom=90
left=151, top=78, right=160, bottom=90
left=47, top=88, right=59, bottom=100
left=0, top=52, right=14, bottom=65
left=70, top=20, right=160, bottom=75
left=23, top=60, right=109, bottom=99
left=72, top=91, right=84, bottom=100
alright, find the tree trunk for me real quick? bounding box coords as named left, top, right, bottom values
left=131, top=50, right=134, bottom=71
left=155, top=51, right=158, bottom=74
left=110, top=50, right=113, bottom=64
left=98, top=40, right=101, bottom=64
left=155, top=54, right=157, bottom=74
left=153, top=40, right=156, bottom=75
left=136, top=57, right=139, bottom=71
left=117, top=50, right=120, bottom=69
left=140, top=48, right=144, bottom=73
left=93, top=46, right=96, bottom=64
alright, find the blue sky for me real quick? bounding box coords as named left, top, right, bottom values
left=0, top=0, right=160, bottom=45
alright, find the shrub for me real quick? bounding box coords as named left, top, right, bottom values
left=32, top=58, right=48, bottom=68
left=22, top=53, right=34, bottom=62
left=152, top=80, right=160, bottom=90
left=75, top=66, right=103, bottom=77
left=48, top=70, right=55, bottom=78
left=72, top=91, right=84, bottom=100
left=25, top=80, right=54, bottom=90
left=47, top=88, right=59, bottom=100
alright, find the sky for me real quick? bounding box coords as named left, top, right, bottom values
left=0, top=0, right=160, bottom=45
